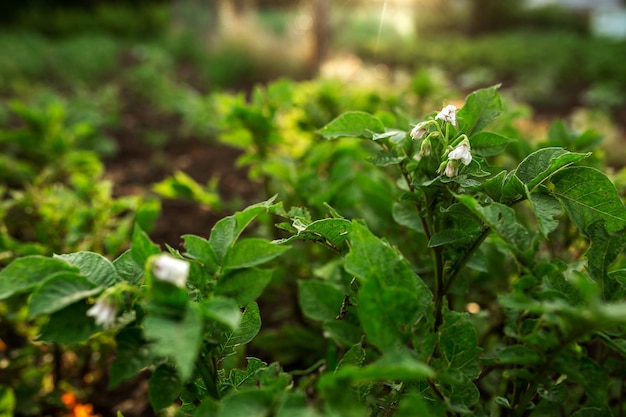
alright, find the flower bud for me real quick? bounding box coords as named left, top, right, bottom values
left=444, top=160, right=459, bottom=178
left=153, top=254, right=190, bottom=288
left=410, top=122, right=428, bottom=140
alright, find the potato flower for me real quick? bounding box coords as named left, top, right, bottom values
left=435, top=104, right=458, bottom=127
left=152, top=254, right=190, bottom=288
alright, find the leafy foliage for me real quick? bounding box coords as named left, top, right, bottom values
left=2, top=84, right=626, bottom=417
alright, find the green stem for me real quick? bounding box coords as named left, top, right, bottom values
left=199, top=353, right=220, bottom=400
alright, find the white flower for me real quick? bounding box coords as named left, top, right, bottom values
left=444, top=160, right=459, bottom=178
left=410, top=122, right=427, bottom=140
left=153, top=254, right=190, bottom=288
left=447, top=142, right=472, bottom=166
left=435, top=104, right=458, bottom=127
left=87, top=298, right=117, bottom=328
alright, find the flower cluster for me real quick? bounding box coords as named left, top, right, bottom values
left=410, top=104, right=473, bottom=178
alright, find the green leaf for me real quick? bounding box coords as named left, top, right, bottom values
left=358, top=277, right=420, bottom=351
left=438, top=310, right=482, bottom=379
left=469, top=132, right=515, bottom=157
left=333, top=349, right=434, bottom=382
left=201, top=296, right=242, bottom=331
left=584, top=221, right=626, bottom=301
left=458, top=84, right=502, bottom=136
left=56, top=251, right=120, bottom=287
left=149, top=364, right=182, bottom=411
left=109, top=328, right=153, bottom=388
left=113, top=250, right=144, bottom=285
left=392, top=200, right=424, bottom=233
left=223, top=238, right=290, bottom=270
left=0, top=256, right=77, bottom=300
left=220, top=302, right=261, bottom=358
left=456, top=196, right=531, bottom=250
left=396, top=391, right=436, bottom=417
left=367, top=150, right=405, bottom=167
left=216, top=268, right=273, bottom=306
left=38, top=301, right=99, bottom=344
left=495, top=345, right=543, bottom=365
left=515, top=147, right=590, bottom=191
left=209, top=197, right=279, bottom=262
left=528, top=192, right=562, bottom=238
left=218, top=389, right=274, bottom=417
left=183, top=234, right=219, bottom=274
left=298, top=280, right=345, bottom=322
left=345, top=222, right=433, bottom=350
left=28, top=272, right=100, bottom=318
left=143, top=304, right=203, bottom=381
left=276, top=392, right=323, bottom=417
left=571, top=408, right=609, bottom=417
left=274, top=218, right=352, bottom=248
left=221, top=357, right=267, bottom=394
left=428, top=230, right=470, bottom=247
left=131, top=224, right=160, bottom=267
left=551, top=166, right=626, bottom=233
left=318, top=111, right=385, bottom=140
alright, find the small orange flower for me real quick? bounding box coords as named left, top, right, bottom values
left=61, top=392, right=77, bottom=409
left=61, top=391, right=100, bottom=417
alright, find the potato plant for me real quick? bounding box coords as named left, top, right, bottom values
left=1, top=86, right=625, bottom=416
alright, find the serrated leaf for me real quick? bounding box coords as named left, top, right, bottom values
left=318, top=111, right=385, bottom=140
left=515, top=147, right=590, bottom=191
left=143, top=304, right=203, bottom=381
left=528, top=192, right=562, bottom=238
left=149, top=364, right=182, bottom=411
left=28, top=272, right=101, bottom=318
left=220, top=302, right=261, bottom=358
left=458, top=84, right=502, bottom=136
left=469, top=132, right=515, bottom=157
left=551, top=166, right=626, bottom=233
left=223, top=238, right=290, bottom=270
left=216, top=268, right=273, bottom=306
left=298, top=280, right=345, bottom=322
left=109, top=327, right=153, bottom=388
left=56, top=251, right=120, bottom=287
left=0, top=256, right=77, bottom=300
left=221, top=357, right=267, bottom=395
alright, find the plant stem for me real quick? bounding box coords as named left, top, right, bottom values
left=199, top=353, right=220, bottom=400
